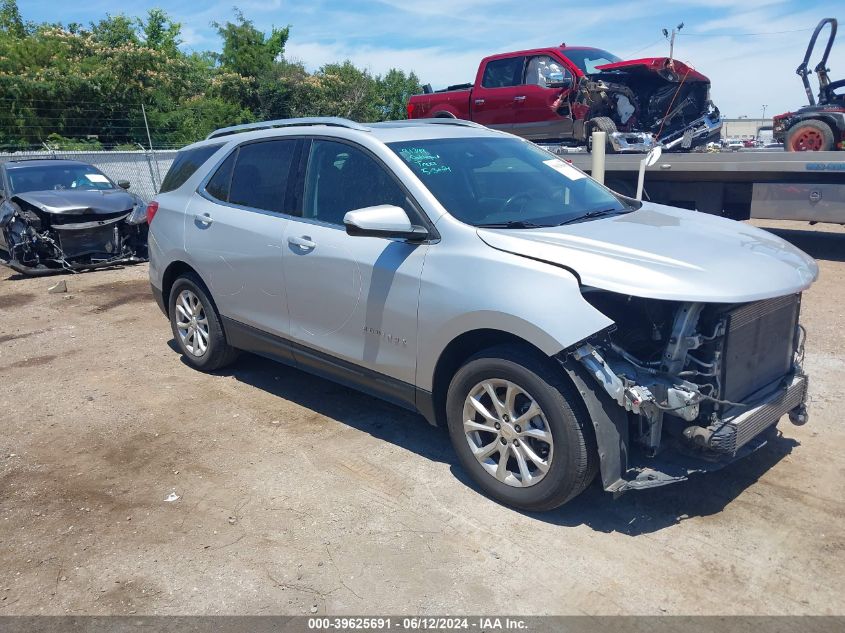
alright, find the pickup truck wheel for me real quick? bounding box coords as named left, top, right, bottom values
left=446, top=345, right=597, bottom=511
left=168, top=273, right=239, bottom=371
left=586, top=117, right=619, bottom=154
left=785, top=120, right=835, bottom=151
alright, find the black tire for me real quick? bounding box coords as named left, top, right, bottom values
left=785, top=119, right=835, bottom=152
left=168, top=273, right=239, bottom=371
left=585, top=116, right=619, bottom=154
left=445, top=344, right=598, bottom=511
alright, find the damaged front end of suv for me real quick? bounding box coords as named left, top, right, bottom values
left=0, top=161, right=148, bottom=275
left=478, top=201, right=817, bottom=494
left=564, top=292, right=808, bottom=492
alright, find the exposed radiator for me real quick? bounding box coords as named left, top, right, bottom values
left=720, top=294, right=801, bottom=403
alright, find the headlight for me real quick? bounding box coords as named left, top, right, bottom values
left=0, top=199, right=16, bottom=227
left=126, top=201, right=147, bottom=225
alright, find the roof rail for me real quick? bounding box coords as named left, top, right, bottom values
left=413, top=118, right=487, bottom=129
left=206, top=117, right=370, bottom=140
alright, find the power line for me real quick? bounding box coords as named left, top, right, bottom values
left=679, top=28, right=814, bottom=37
left=623, top=37, right=665, bottom=58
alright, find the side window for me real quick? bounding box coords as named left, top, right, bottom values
left=228, top=140, right=297, bottom=213
left=303, top=140, right=411, bottom=226
left=159, top=143, right=223, bottom=193
left=204, top=151, right=237, bottom=202
left=481, top=57, right=526, bottom=89
left=524, top=56, right=571, bottom=88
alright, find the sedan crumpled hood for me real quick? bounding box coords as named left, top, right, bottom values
left=12, top=189, right=136, bottom=215
left=477, top=203, right=818, bottom=303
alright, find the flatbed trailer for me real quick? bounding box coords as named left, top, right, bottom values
left=548, top=149, right=845, bottom=223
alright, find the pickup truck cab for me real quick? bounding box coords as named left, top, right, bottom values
left=408, top=46, right=721, bottom=152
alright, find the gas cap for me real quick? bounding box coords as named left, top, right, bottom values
left=809, top=190, right=822, bottom=203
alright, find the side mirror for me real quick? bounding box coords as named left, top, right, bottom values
left=117, top=180, right=131, bottom=189
left=547, top=78, right=572, bottom=90
left=343, top=205, right=428, bottom=241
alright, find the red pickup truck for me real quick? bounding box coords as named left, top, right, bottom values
left=407, top=46, right=721, bottom=152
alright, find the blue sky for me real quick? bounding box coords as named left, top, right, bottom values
left=23, top=0, right=844, bottom=117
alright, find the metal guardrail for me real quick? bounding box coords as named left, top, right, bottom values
left=0, top=149, right=178, bottom=202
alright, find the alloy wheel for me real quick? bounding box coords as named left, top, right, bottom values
left=462, top=379, right=554, bottom=487
left=175, top=289, right=210, bottom=357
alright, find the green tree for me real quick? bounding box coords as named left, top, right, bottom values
left=0, top=0, right=26, bottom=38
left=90, top=14, right=140, bottom=47
left=212, top=9, right=289, bottom=78
left=376, top=69, right=421, bottom=120
left=143, top=8, right=181, bottom=54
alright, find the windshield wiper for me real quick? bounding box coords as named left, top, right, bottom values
left=557, top=208, right=628, bottom=226
left=476, top=220, right=549, bottom=229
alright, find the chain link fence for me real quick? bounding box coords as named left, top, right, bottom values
left=0, top=149, right=178, bottom=202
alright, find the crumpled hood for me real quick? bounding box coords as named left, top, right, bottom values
left=477, top=203, right=818, bottom=303
left=12, top=189, right=137, bottom=215
left=593, top=57, right=709, bottom=82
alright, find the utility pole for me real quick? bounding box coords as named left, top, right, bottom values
left=662, top=22, right=684, bottom=67
left=761, top=104, right=768, bottom=120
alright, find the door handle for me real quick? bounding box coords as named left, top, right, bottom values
left=194, top=212, right=213, bottom=225
left=474, top=98, right=485, bottom=106
left=288, top=235, right=316, bottom=249
left=513, top=95, right=526, bottom=102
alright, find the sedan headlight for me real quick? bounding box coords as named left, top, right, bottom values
left=126, top=200, right=148, bottom=225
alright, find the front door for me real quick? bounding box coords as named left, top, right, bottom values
left=185, top=138, right=301, bottom=338
left=282, top=139, right=428, bottom=389
left=514, top=55, right=575, bottom=141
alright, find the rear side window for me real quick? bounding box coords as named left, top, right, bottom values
left=481, top=57, right=525, bottom=88
left=205, top=152, right=236, bottom=202
left=227, top=140, right=297, bottom=213
left=159, top=143, right=223, bottom=193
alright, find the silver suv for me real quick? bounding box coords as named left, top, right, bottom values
left=148, top=117, right=817, bottom=510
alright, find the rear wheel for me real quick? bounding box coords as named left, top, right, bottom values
left=785, top=119, right=835, bottom=151
left=168, top=273, right=239, bottom=371
left=445, top=345, right=597, bottom=511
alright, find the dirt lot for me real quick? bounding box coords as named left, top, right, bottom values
left=0, top=219, right=843, bottom=615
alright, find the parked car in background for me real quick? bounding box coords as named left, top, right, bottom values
left=148, top=117, right=816, bottom=511
left=0, top=159, right=148, bottom=275
left=407, top=46, right=722, bottom=152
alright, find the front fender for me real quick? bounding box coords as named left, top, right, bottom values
left=416, top=236, right=613, bottom=391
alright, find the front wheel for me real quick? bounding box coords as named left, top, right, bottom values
left=445, top=345, right=597, bottom=511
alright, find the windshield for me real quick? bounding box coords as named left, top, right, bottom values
left=562, top=48, right=621, bottom=74
left=388, top=137, right=631, bottom=228
left=8, top=164, right=116, bottom=194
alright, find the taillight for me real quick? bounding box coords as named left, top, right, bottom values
left=146, top=200, right=159, bottom=224
left=406, top=101, right=415, bottom=119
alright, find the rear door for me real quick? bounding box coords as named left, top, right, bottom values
left=185, top=138, right=300, bottom=338
left=471, top=56, right=526, bottom=132
left=515, top=54, right=575, bottom=140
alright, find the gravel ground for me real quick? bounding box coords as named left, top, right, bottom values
left=0, top=219, right=843, bottom=615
